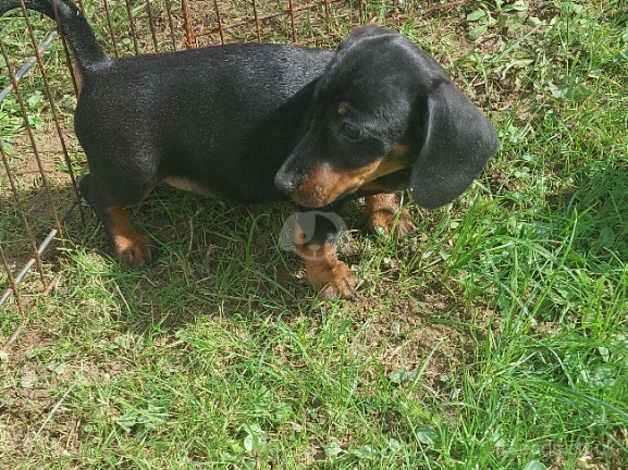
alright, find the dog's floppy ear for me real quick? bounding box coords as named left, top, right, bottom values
left=409, top=79, right=499, bottom=208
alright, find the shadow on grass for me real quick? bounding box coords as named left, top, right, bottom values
left=550, top=161, right=627, bottom=262
left=0, top=182, right=81, bottom=267
left=0, top=179, right=311, bottom=321
left=68, top=186, right=328, bottom=331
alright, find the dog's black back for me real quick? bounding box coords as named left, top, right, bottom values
left=75, top=45, right=332, bottom=204
left=1, top=0, right=332, bottom=206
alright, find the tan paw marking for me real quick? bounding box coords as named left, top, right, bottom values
left=366, top=193, right=415, bottom=237
left=106, top=207, right=152, bottom=268
left=114, top=232, right=152, bottom=267
left=298, top=240, right=359, bottom=299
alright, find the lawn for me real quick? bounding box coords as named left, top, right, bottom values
left=0, top=0, right=626, bottom=467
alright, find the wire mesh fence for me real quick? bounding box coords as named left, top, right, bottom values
left=0, top=0, right=466, bottom=319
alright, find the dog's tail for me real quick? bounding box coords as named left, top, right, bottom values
left=0, top=0, right=108, bottom=74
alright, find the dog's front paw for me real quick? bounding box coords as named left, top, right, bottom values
left=369, top=207, right=415, bottom=238
left=305, top=259, right=359, bottom=299
left=366, top=193, right=415, bottom=238
left=114, top=233, right=152, bottom=268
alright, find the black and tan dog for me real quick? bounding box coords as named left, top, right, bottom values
left=1, top=0, right=499, bottom=298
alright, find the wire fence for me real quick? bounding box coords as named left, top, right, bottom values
left=0, top=0, right=467, bottom=324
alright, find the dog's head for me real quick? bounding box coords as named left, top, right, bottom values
left=274, top=26, right=499, bottom=208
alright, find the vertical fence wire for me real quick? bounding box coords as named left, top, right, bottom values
left=124, top=0, right=140, bottom=54
left=213, top=0, right=225, bottom=45
left=0, top=245, right=24, bottom=314
left=0, top=143, right=47, bottom=289
left=0, top=37, right=64, bottom=238
left=48, top=0, right=81, bottom=95
left=287, top=0, right=297, bottom=42
left=102, top=0, right=120, bottom=57
left=251, top=0, right=262, bottom=42
left=181, top=0, right=198, bottom=48
left=164, top=0, right=178, bottom=51
left=144, top=0, right=160, bottom=52
left=18, top=0, right=85, bottom=224
left=58, top=32, right=80, bottom=96
left=323, top=0, right=330, bottom=25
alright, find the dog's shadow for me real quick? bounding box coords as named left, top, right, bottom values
left=97, top=187, right=335, bottom=330
left=0, top=179, right=79, bottom=267
left=1, top=180, right=345, bottom=330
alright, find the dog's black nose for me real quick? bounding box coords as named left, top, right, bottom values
left=274, top=171, right=296, bottom=194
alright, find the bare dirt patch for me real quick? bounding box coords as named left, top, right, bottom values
left=351, top=282, right=478, bottom=399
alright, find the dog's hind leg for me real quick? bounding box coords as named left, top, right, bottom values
left=102, top=207, right=152, bottom=267
left=79, top=158, right=157, bottom=267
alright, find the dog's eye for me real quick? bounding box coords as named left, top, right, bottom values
left=340, top=122, right=362, bottom=140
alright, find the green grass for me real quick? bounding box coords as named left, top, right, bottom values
left=1, top=0, right=627, bottom=467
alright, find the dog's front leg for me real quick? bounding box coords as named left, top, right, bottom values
left=365, top=193, right=415, bottom=237
left=293, top=210, right=358, bottom=299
